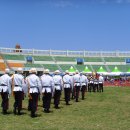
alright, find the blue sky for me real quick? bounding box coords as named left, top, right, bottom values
left=0, top=0, right=130, bottom=51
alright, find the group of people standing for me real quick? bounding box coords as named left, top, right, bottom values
left=0, top=68, right=104, bottom=118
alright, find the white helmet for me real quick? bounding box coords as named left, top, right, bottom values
left=29, top=68, right=37, bottom=73
left=54, top=70, right=60, bottom=74
left=5, top=68, right=10, bottom=74
left=44, top=69, right=50, bottom=74
left=17, top=67, right=23, bottom=73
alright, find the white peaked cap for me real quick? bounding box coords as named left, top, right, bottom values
left=17, top=67, right=23, bottom=73
left=69, top=73, right=73, bottom=76
left=44, top=69, right=50, bottom=73
left=55, top=70, right=60, bottom=74
left=30, top=68, right=37, bottom=73
left=5, top=68, right=10, bottom=73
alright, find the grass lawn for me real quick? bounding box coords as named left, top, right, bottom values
left=0, top=87, right=130, bottom=130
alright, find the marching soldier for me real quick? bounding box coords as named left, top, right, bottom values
left=0, top=68, right=11, bottom=114
left=99, top=74, right=104, bottom=92
left=53, top=70, right=63, bottom=109
left=73, top=70, right=81, bottom=102
left=93, top=77, right=99, bottom=92
left=12, top=68, right=26, bottom=115
left=80, top=72, right=88, bottom=100
left=69, top=73, right=74, bottom=99
left=41, top=69, right=54, bottom=113
left=87, top=75, right=90, bottom=92
left=26, top=68, right=41, bottom=117
left=26, top=69, right=33, bottom=111
left=89, top=76, right=94, bottom=92
left=63, top=70, right=72, bottom=105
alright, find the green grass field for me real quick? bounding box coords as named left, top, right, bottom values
left=0, top=87, right=130, bottom=130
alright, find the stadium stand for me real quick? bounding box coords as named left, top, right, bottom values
left=75, top=65, right=91, bottom=72
left=108, top=65, right=130, bottom=72
left=0, top=56, right=2, bottom=59
left=104, top=57, right=126, bottom=62
left=8, top=63, right=24, bottom=68
left=24, top=63, right=43, bottom=68
left=42, top=64, right=58, bottom=71
left=54, top=56, right=76, bottom=62
left=84, top=57, right=102, bottom=62
left=91, top=65, right=106, bottom=72
left=1, top=47, right=130, bottom=73
left=33, top=56, right=53, bottom=61
left=0, top=62, right=6, bottom=71
left=3, top=54, right=25, bottom=60
left=59, top=64, right=74, bottom=71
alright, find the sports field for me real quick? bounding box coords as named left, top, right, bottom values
left=0, top=87, right=130, bottom=130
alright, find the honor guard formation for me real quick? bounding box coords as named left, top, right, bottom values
left=0, top=68, right=104, bottom=118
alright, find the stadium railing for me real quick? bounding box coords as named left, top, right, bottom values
left=1, top=47, right=130, bottom=57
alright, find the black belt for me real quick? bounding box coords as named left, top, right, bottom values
left=1, top=84, right=7, bottom=86
left=55, top=84, right=60, bottom=85
left=42, top=86, right=51, bottom=88
left=14, top=85, right=22, bottom=87
left=64, top=83, right=70, bottom=84
left=30, top=86, right=37, bottom=88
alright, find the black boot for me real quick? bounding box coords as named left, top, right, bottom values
left=13, top=108, right=17, bottom=115
left=82, top=95, right=84, bottom=100
left=76, top=98, right=78, bottom=102
left=66, top=101, right=70, bottom=105
left=3, top=109, right=7, bottom=114
left=55, top=104, right=59, bottom=109
left=46, top=109, right=50, bottom=113
left=18, top=110, right=22, bottom=115
left=31, top=111, right=37, bottom=118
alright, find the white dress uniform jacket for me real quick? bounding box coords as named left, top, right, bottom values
left=26, top=74, right=41, bottom=93
left=70, top=75, right=74, bottom=90
left=0, top=74, right=12, bottom=94
left=73, top=74, right=81, bottom=86
left=63, top=74, right=72, bottom=88
left=80, top=75, right=88, bottom=86
left=41, top=74, right=54, bottom=93
left=99, top=76, right=104, bottom=84
left=53, top=75, right=63, bottom=91
left=12, top=74, right=26, bottom=92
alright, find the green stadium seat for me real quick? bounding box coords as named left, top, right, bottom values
left=33, top=56, right=53, bottom=61
left=3, top=54, right=25, bottom=60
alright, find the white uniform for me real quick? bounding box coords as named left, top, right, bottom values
left=41, top=74, right=54, bottom=93
left=99, top=76, right=104, bottom=84
left=53, top=75, right=63, bottom=91
left=80, top=75, right=88, bottom=86
left=26, top=74, right=41, bottom=93
left=73, top=74, right=81, bottom=86
left=12, top=74, right=26, bottom=92
left=0, top=74, right=11, bottom=94
left=70, top=75, right=74, bottom=90
left=63, top=74, right=72, bottom=88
